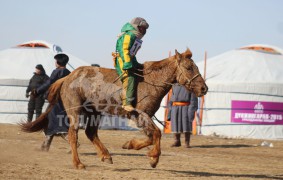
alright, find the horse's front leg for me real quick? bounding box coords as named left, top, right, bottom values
left=147, top=125, right=161, bottom=168
left=122, top=112, right=161, bottom=168
left=85, top=112, right=113, bottom=164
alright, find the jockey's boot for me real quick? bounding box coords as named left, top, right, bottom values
left=122, top=104, right=135, bottom=112
left=171, top=133, right=181, bottom=147
left=184, top=132, right=191, bottom=148
left=41, top=135, right=54, bottom=152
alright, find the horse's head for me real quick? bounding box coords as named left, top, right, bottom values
left=174, top=49, right=208, bottom=97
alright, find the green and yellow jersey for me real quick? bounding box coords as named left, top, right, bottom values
left=115, top=23, right=142, bottom=75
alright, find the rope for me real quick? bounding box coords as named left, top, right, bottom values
left=112, top=72, right=126, bottom=83
left=152, top=115, right=165, bottom=127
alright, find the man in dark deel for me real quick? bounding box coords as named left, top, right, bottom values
left=32, top=53, right=71, bottom=151
left=26, top=64, right=49, bottom=122
left=168, top=84, right=198, bottom=148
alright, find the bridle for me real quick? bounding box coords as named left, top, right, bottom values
left=175, top=59, right=200, bottom=90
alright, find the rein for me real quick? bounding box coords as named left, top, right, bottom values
left=132, top=59, right=200, bottom=89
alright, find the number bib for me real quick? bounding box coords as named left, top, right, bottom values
left=130, top=38, right=143, bottom=56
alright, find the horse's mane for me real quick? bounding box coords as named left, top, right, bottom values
left=142, top=48, right=192, bottom=71
left=143, top=57, right=174, bottom=73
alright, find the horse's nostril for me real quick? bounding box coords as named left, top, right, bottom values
left=201, top=87, right=207, bottom=93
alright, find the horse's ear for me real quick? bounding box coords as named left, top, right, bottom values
left=183, top=48, right=193, bottom=59
left=175, top=49, right=181, bottom=61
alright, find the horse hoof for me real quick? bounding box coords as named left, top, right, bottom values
left=102, top=157, right=113, bottom=164
left=149, top=157, right=159, bottom=168
left=122, top=141, right=131, bottom=149
left=75, top=163, right=86, bottom=170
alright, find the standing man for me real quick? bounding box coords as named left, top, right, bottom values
left=113, top=17, right=149, bottom=112
left=26, top=64, right=49, bottom=122
left=168, top=84, right=198, bottom=148
left=32, top=54, right=71, bottom=151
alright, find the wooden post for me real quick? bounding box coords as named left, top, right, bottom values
left=192, top=51, right=207, bottom=135
left=192, top=112, right=197, bottom=135
left=199, top=51, right=207, bottom=129
left=164, top=51, right=172, bottom=133
left=164, top=89, right=172, bottom=133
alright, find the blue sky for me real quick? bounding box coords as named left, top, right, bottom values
left=1, top=0, right=283, bottom=68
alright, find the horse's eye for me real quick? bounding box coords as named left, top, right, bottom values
left=188, top=66, right=193, bottom=71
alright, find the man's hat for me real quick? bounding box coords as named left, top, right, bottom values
left=130, top=17, right=149, bottom=29
left=54, top=53, right=69, bottom=66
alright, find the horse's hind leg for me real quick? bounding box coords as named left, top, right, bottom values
left=67, top=109, right=85, bottom=169
left=85, top=112, right=113, bottom=164
left=63, top=93, right=85, bottom=169
left=122, top=112, right=161, bottom=168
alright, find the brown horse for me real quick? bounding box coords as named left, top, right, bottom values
left=21, top=49, right=207, bottom=169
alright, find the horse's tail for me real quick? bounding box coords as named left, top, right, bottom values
left=21, top=76, right=68, bottom=133
left=20, top=105, right=52, bottom=132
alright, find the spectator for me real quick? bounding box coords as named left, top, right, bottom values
left=26, top=64, right=49, bottom=122
left=168, top=84, right=198, bottom=148
left=32, top=54, right=71, bottom=151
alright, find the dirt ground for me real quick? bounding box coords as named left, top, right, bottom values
left=0, top=124, right=283, bottom=180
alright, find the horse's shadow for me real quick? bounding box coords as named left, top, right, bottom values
left=81, top=149, right=282, bottom=179
left=113, top=168, right=282, bottom=179
left=80, top=144, right=253, bottom=157
left=80, top=152, right=145, bottom=157
left=164, top=170, right=282, bottom=179
left=165, top=170, right=283, bottom=179
left=191, top=144, right=254, bottom=148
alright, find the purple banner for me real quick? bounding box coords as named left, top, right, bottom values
left=231, top=100, right=283, bottom=125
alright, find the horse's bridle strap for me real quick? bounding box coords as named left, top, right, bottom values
left=176, top=59, right=200, bottom=89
